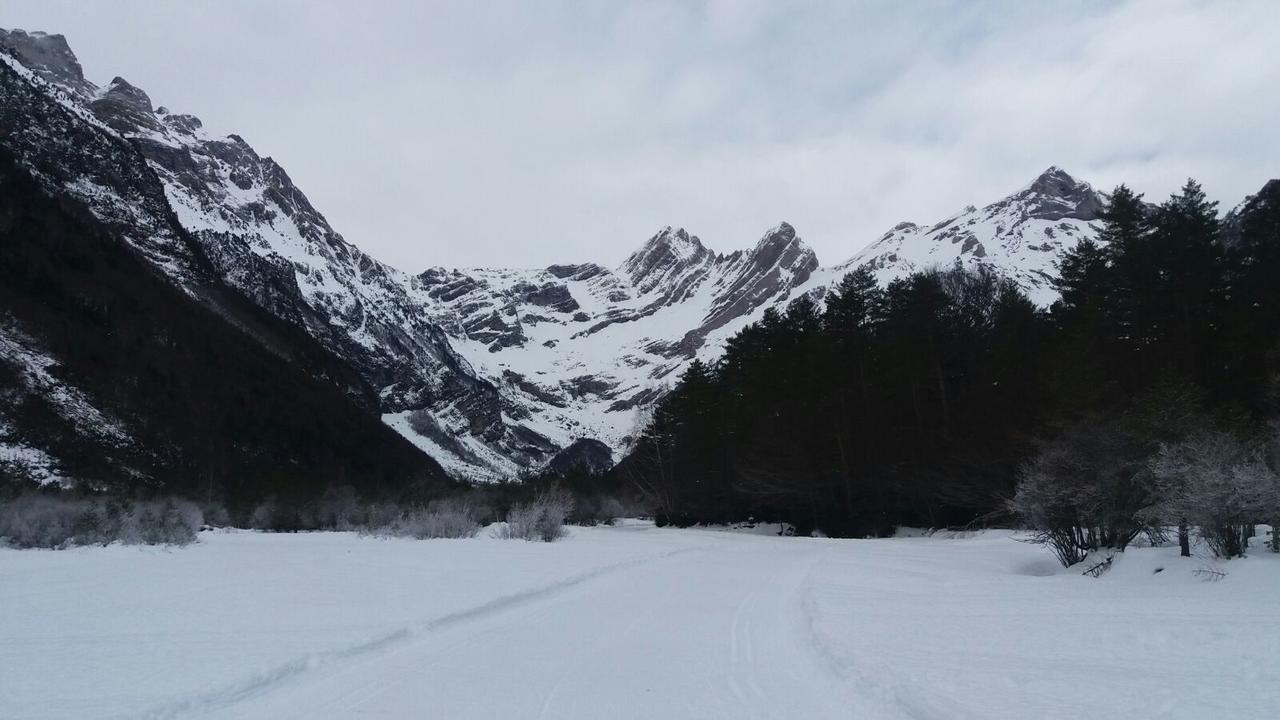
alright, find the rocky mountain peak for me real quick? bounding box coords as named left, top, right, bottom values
left=89, top=75, right=163, bottom=133
left=748, top=222, right=818, bottom=275
left=0, top=28, right=93, bottom=97
left=1028, top=165, right=1073, bottom=190
left=620, top=226, right=711, bottom=293
left=1014, top=166, right=1103, bottom=221
left=102, top=76, right=153, bottom=112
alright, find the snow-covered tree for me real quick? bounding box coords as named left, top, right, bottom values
left=1150, top=430, right=1280, bottom=558
left=1011, top=417, right=1156, bottom=566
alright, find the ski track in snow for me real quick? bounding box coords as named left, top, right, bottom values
left=132, top=545, right=707, bottom=720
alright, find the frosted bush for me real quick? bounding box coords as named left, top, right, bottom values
left=0, top=494, right=201, bottom=549
left=248, top=499, right=278, bottom=530
left=1150, top=430, right=1280, bottom=558
left=0, top=495, right=84, bottom=548
left=374, top=498, right=483, bottom=539
left=500, top=485, right=574, bottom=542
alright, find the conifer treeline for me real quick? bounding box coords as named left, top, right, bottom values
left=616, top=179, right=1280, bottom=536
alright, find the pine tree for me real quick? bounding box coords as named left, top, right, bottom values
left=1099, top=184, right=1154, bottom=384
left=1224, top=181, right=1280, bottom=412
left=1146, top=179, right=1224, bottom=389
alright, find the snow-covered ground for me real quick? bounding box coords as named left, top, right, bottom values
left=2, top=524, right=1277, bottom=719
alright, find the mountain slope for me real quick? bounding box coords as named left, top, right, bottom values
left=0, top=146, right=449, bottom=502
left=0, top=35, right=448, bottom=502
left=1, top=29, right=546, bottom=480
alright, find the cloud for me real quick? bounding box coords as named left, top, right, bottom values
left=4, top=0, right=1278, bottom=269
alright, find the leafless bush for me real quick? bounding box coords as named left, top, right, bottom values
left=1010, top=419, right=1154, bottom=566
left=310, top=485, right=362, bottom=530
left=569, top=493, right=629, bottom=526
left=201, top=502, right=231, bottom=528
left=1150, top=430, right=1280, bottom=558
left=499, top=485, right=575, bottom=542
left=0, top=494, right=201, bottom=549
left=248, top=499, right=278, bottom=530
left=0, top=494, right=84, bottom=548
left=378, top=498, right=483, bottom=539
left=364, top=502, right=402, bottom=529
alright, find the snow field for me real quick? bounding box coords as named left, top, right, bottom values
left=1, top=524, right=1277, bottom=719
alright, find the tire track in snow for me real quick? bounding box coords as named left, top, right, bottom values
left=128, top=546, right=706, bottom=720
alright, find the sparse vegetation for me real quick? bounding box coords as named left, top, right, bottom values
left=0, top=493, right=202, bottom=549
left=371, top=498, right=486, bottom=540
left=499, top=485, right=575, bottom=542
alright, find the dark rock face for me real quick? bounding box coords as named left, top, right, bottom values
left=546, top=262, right=605, bottom=281
left=466, top=308, right=526, bottom=350
left=546, top=438, right=614, bottom=476
left=515, top=281, right=579, bottom=313
left=1020, top=166, right=1104, bottom=221
left=503, top=370, right=567, bottom=408
left=90, top=77, right=164, bottom=134
left=0, top=29, right=93, bottom=96
left=562, top=375, right=617, bottom=399
left=606, top=386, right=663, bottom=413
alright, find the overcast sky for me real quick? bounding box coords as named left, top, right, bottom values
left=5, top=1, right=1279, bottom=270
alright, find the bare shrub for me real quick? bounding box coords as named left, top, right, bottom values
left=0, top=494, right=85, bottom=548
left=364, top=502, right=402, bottom=530
left=1011, top=418, right=1155, bottom=566
left=0, top=494, right=201, bottom=549
left=567, top=493, right=627, bottom=526
left=1150, top=430, right=1280, bottom=558
left=379, top=498, right=482, bottom=539
left=248, top=499, right=278, bottom=530
left=311, top=485, right=362, bottom=530
left=201, top=502, right=231, bottom=528
left=500, top=485, right=574, bottom=542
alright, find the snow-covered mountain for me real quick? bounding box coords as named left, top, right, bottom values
left=0, top=29, right=1111, bottom=481
left=841, top=167, right=1105, bottom=306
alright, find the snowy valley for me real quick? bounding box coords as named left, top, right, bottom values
left=2, top=524, right=1277, bottom=719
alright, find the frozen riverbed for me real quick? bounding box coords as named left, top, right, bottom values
left=2, top=523, right=1278, bottom=719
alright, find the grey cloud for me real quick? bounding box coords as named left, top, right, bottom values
left=3, top=0, right=1277, bottom=270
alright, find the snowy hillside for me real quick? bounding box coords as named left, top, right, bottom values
left=2, top=525, right=1277, bottom=719
left=840, top=167, right=1105, bottom=306
left=0, top=29, right=1110, bottom=481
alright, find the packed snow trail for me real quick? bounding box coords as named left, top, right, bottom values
left=210, top=532, right=866, bottom=720
left=3, top=524, right=1279, bottom=719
